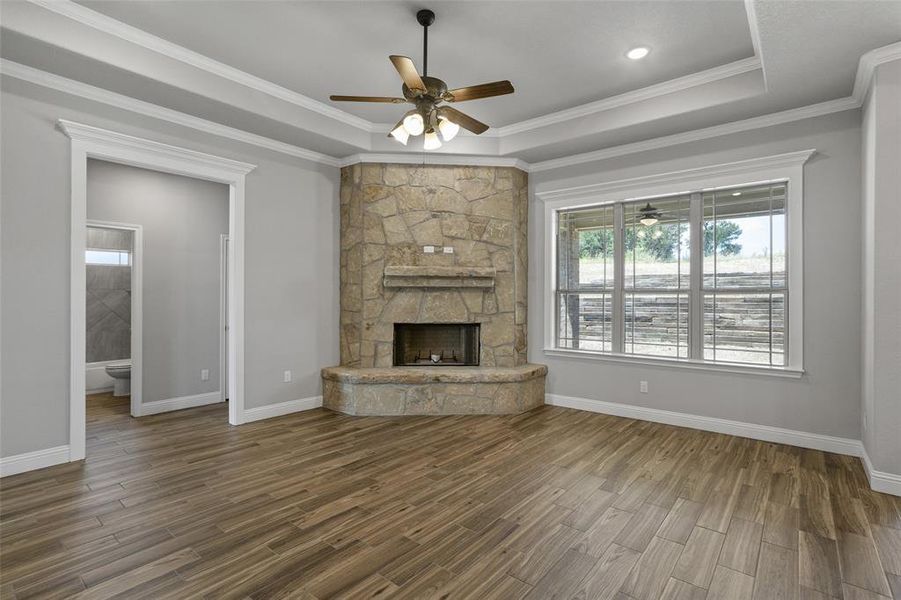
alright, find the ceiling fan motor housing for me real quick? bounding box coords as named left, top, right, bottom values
left=403, top=75, right=447, bottom=126
left=403, top=76, right=447, bottom=101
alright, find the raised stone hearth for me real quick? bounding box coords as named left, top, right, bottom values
left=322, top=364, right=547, bottom=415
left=323, top=162, right=546, bottom=416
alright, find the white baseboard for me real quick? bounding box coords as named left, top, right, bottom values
left=243, top=396, right=322, bottom=423
left=86, top=386, right=114, bottom=394
left=546, top=393, right=864, bottom=457
left=861, top=448, right=901, bottom=497
left=140, top=391, right=223, bottom=416
left=0, top=445, right=71, bottom=478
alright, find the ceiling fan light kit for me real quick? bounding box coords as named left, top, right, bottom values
left=330, top=8, right=514, bottom=150
left=638, top=202, right=662, bottom=226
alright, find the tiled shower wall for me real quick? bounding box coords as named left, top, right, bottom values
left=86, top=227, right=132, bottom=363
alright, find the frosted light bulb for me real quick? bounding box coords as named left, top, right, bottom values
left=438, top=117, right=460, bottom=141
left=402, top=113, right=425, bottom=136
left=389, top=124, right=409, bottom=145
left=423, top=129, right=442, bottom=150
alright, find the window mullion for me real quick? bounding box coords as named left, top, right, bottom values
left=612, top=204, right=624, bottom=353
left=689, top=192, right=703, bottom=359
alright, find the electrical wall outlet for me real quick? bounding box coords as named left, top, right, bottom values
left=283, top=370, right=292, bottom=383
left=201, top=369, right=210, bottom=382
left=442, top=246, right=454, bottom=254
left=423, top=245, right=435, bottom=253
left=639, top=380, right=648, bottom=393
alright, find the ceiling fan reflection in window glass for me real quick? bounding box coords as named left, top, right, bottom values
left=86, top=249, right=131, bottom=266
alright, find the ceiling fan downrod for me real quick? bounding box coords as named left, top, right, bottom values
left=417, top=9, right=435, bottom=77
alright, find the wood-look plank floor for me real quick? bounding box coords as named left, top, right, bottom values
left=2, top=392, right=900, bottom=599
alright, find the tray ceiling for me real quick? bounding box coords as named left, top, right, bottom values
left=1, top=0, right=899, bottom=164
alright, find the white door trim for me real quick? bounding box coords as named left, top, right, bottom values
left=86, top=220, right=143, bottom=416
left=61, top=119, right=256, bottom=462
left=219, top=233, right=229, bottom=403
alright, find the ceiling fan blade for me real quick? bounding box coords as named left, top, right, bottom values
left=389, top=55, right=426, bottom=92
left=439, top=106, right=489, bottom=135
left=329, top=95, right=407, bottom=103
left=445, top=80, right=514, bottom=102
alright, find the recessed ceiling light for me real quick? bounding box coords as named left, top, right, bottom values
left=627, top=47, right=650, bottom=60
left=732, top=191, right=742, bottom=196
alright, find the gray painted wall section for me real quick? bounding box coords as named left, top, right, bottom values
left=87, top=160, right=229, bottom=404
left=0, top=80, right=340, bottom=457
left=530, top=110, right=863, bottom=440
left=861, top=59, right=901, bottom=476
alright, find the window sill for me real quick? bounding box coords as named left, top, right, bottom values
left=542, top=348, right=805, bottom=379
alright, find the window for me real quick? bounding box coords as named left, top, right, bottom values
left=553, top=182, right=790, bottom=369
left=86, top=249, right=131, bottom=266
left=702, top=184, right=786, bottom=366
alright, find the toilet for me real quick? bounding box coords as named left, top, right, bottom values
left=105, top=362, right=131, bottom=397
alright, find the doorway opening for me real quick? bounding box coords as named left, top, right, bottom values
left=64, top=119, right=256, bottom=463
left=85, top=221, right=143, bottom=418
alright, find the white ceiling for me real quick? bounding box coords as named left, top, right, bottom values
left=73, top=0, right=756, bottom=127
left=1, top=0, right=899, bottom=164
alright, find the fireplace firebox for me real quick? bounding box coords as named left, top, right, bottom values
left=393, top=323, right=480, bottom=366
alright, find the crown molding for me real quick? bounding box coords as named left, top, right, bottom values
left=529, top=96, right=857, bottom=173
left=58, top=119, right=258, bottom=176
left=743, top=0, right=768, bottom=89
left=494, top=56, right=762, bottom=137
left=1, top=59, right=342, bottom=167
left=851, top=40, right=901, bottom=103
left=535, top=149, right=815, bottom=202
left=3, top=59, right=859, bottom=176
left=27, top=0, right=376, bottom=133
left=338, top=153, right=530, bottom=171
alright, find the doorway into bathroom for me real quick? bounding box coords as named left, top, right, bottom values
left=85, top=221, right=143, bottom=417
left=64, top=120, right=253, bottom=463
left=83, top=158, right=230, bottom=436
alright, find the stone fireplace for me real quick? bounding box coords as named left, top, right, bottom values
left=321, top=163, right=546, bottom=415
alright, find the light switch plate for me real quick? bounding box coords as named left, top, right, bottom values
left=283, top=370, right=292, bottom=383
left=442, top=246, right=454, bottom=254
left=423, top=245, right=435, bottom=253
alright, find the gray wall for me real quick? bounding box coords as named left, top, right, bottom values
left=86, top=226, right=132, bottom=364
left=87, top=160, right=228, bottom=404
left=0, top=79, right=340, bottom=457
left=530, top=110, right=863, bottom=440
left=861, top=59, right=901, bottom=476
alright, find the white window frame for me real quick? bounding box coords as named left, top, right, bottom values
left=537, top=150, right=814, bottom=378
left=85, top=249, right=132, bottom=266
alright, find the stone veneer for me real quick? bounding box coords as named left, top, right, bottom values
left=324, top=162, right=545, bottom=416
left=339, top=163, right=529, bottom=367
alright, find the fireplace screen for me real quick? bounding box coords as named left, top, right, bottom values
left=393, top=323, right=480, bottom=366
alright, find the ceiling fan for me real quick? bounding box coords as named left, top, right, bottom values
left=329, top=9, right=514, bottom=150
left=638, top=203, right=663, bottom=226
